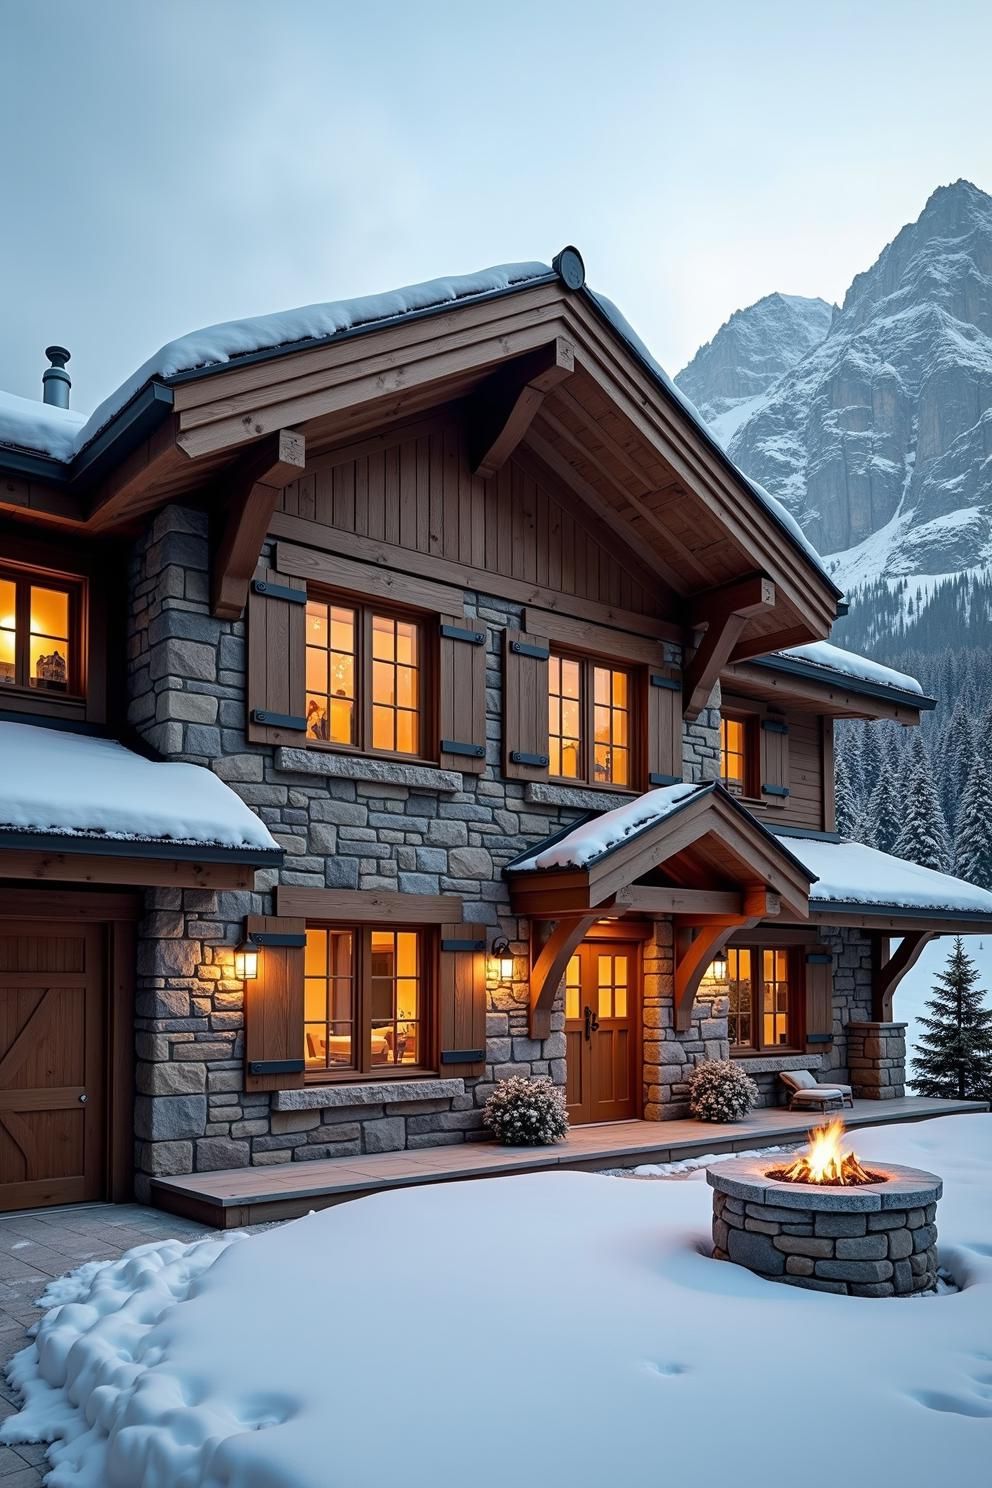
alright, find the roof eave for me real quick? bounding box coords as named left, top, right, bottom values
left=746, top=653, right=934, bottom=711
left=0, top=827, right=283, bottom=867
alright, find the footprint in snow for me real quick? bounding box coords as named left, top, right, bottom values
left=646, top=1361, right=688, bottom=1378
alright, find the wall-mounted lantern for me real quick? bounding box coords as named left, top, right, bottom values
left=490, top=935, right=514, bottom=981
left=234, top=937, right=259, bottom=981
left=707, top=949, right=728, bottom=982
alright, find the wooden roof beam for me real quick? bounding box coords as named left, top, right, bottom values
left=684, top=575, right=776, bottom=721
left=469, top=338, right=575, bottom=479
left=871, top=930, right=937, bottom=1021
left=728, top=625, right=812, bottom=664
left=211, top=430, right=306, bottom=620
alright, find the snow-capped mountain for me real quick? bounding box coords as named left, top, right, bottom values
left=676, top=181, right=992, bottom=596
left=676, top=292, right=833, bottom=448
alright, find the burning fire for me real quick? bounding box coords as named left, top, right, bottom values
left=768, top=1119, right=885, bottom=1186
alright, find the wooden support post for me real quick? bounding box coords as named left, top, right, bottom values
left=684, top=574, right=776, bottom=721
left=529, top=913, right=598, bottom=1039
left=468, top=338, right=574, bottom=479
left=211, top=430, right=306, bottom=619
left=673, top=915, right=757, bottom=1032
left=871, top=930, right=935, bottom=1021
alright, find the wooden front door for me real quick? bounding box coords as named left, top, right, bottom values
left=0, top=922, right=106, bottom=1211
left=564, top=940, right=638, bottom=1124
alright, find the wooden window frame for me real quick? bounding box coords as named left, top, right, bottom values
left=720, top=710, right=759, bottom=800
left=304, top=590, right=436, bottom=765
left=304, top=922, right=437, bottom=1082
left=548, top=647, right=638, bottom=790
left=0, top=562, right=86, bottom=709
left=726, top=943, right=805, bottom=1055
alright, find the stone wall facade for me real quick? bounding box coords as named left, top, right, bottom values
left=124, top=503, right=893, bottom=1188
left=847, top=1021, right=908, bottom=1100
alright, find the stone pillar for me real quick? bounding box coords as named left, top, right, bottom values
left=642, top=922, right=730, bottom=1120
left=847, top=1021, right=907, bottom=1099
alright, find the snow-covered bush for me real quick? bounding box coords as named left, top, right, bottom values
left=483, top=1076, right=569, bottom=1145
left=688, top=1060, right=758, bottom=1122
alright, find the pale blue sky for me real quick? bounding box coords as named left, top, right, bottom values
left=2, top=0, right=989, bottom=416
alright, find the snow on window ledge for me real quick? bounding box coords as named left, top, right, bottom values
left=275, top=748, right=462, bottom=793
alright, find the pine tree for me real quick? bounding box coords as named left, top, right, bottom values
left=954, top=758, right=992, bottom=889
left=865, top=768, right=901, bottom=854
left=892, top=763, right=951, bottom=871
left=834, top=751, right=861, bottom=840
left=911, top=938, right=992, bottom=1100
left=941, top=706, right=976, bottom=829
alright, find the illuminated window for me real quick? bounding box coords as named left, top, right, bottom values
left=549, top=653, right=633, bottom=787
left=720, top=714, right=754, bottom=796
left=0, top=569, right=79, bottom=696
left=726, top=944, right=796, bottom=1051
left=304, top=925, right=427, bottom=1075
left=305, top=597, right=421, bottom=757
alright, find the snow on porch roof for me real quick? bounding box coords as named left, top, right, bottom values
left=780, top=833, right=992, bottom=919
left=0, top=722, right=279, bottom=858
left=761, top=641, right=929, bottom=704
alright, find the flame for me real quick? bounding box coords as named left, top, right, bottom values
left=769, top=1120, right=883, bottom=1186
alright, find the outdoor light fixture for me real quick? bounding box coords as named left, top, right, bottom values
left=708, top=950, right=728, bottom=982
left=491, top=936, right=514, bottom=980
left=234, top=938, right=259, bottom=981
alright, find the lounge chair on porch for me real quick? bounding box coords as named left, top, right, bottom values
left=779, top=1068, right=854, bottom=1113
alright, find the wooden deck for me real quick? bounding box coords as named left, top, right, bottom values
left=151, top=1096, right=988, bottom=1228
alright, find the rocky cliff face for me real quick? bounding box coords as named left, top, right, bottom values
left=676, top=181, right=992, bottom=589
left=675, top=292, right=833, bottom=447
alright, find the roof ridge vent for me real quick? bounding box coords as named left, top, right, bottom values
left=42, top=346, right=71, bottom=409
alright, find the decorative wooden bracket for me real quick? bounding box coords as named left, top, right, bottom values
left=674, top=916, right=758, bottom=1032
left=684, top=574, right=776, bottom=720
left=871, top=931, right=936, bottom=1021
left=469, top=338, right=575, bottom=480
left=728, top=625, right=814, bottom=665
left=211, top=429, right=306, bottom=619
left=529, top=912, right=599, bottom=1039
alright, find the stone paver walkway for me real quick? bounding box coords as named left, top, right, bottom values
left=0, top=1203, right=219, bottom=1484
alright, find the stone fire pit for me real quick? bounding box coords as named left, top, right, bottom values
left=707, top=1156, right=941, bottom=1297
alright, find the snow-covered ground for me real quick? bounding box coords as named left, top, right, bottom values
left=4, top=1114, right=991, bottom=1488
left=898, top=934, right=992, bottom=1084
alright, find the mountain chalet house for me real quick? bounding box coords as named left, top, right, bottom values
left=1, top=250, right=989, bottom=1223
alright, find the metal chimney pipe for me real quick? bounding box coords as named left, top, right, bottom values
left=42, top=346, right=71, bottom=408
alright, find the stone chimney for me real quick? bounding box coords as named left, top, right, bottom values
left=42, top=346, right=71, bottom=408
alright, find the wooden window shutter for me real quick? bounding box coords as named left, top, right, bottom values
left=503, top=627, right=550, bottom=781
left=760, top=714, right=790, bottom=809
left=438, top=615, right=488, bottom=773
left=243, top=914, right=306, bottom=1092
left=438, top=923, right=487, bottom=1077
left=247, top=562, right=308, bottom=745
left=646, top=664, right=683, bottom=787
left=804, top=944, right=834, bottom=1049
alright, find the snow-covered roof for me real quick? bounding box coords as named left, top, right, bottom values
left=781, top=834, right=992, bottom=917
left=765, top=640, right=926, bottom=699
left=0, top=255, right=838, bottom=590
left=511, top=782, right=705, bottom=872
left=0, top=722, right=278, bottom=855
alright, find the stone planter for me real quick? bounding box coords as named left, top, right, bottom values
left=707, top=1156, right=941, bottom=1297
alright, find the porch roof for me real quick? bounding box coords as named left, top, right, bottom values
left=775, top=830, right=992, bottom=931
left=505, top=781, right=815, bottom=921
left=0, top=721, right=281, bottom=886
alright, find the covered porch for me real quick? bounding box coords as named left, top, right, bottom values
left=150, top=1095, right=986, bottom=1228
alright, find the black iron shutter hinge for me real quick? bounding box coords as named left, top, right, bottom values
left=510, top=640, right=550, bottom=660
left=510, top=750, right=550, bottom=767
left=440, top=739, right=486, bottom=759
left=249, top=1059, right=306, bottom=1075
left=251, top=710, right=307, bottom=731
left=761, top=783, right=790, bottom=797
left=440, top=623, right=486, bottom=645
left=650, top=673, right=681, bottom=691
left=251, top=579, right=307, bottom=605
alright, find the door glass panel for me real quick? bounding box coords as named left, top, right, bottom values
left=564, top=956, right=581, bottom=1021
left=595, top=953, right=629, bottom=1019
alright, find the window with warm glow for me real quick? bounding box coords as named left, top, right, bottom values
left=305, top=597, right=421, bottom=757
left=304, top=925, right=427, bottom=1075
left=0, top=569, right=79, bottom=696
left=720, top=714, right=753, bottom=796
left=727, top=944, right=797, bottom=1051
left=549, top=652, right=633, bottom=787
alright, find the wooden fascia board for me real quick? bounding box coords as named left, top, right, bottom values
left=0, top=471, right=87, bottom=527
left=469, top=337, right=575, bottom=478
left=0, top=849, right=255, bottom=890
left=558, top=297, right=838, bottom=633
left=85, top=413, right=186, bottom=532
left=723, top=663, right=924, bottom=724
left=211, top=430, right=306, bottom=619
left=809, top=907, right=992, bottom=933
left=175, top=302, right=574, bottom=460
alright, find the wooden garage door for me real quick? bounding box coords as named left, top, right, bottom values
left=0, top=922, right=106, bottom=1211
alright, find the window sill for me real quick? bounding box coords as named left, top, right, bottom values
left=526, top=781, right=638, bottom=811
left=731, top=1052, right=823, bottom=1075
left=275, top=748, right=462, bottom=793
left=273, top=1076, right=467, bottom=1110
